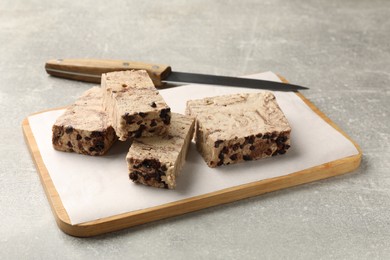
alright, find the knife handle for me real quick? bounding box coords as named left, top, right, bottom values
left=45, top=59, right=172, bottom=87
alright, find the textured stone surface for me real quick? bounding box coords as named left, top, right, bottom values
left=1, top=0, right=389, bottom=259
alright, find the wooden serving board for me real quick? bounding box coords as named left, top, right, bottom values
left=22, top=76, right=362, bottom=237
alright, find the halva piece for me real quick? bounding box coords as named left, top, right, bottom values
left=186, top=92, right=291, bottom=167
left=52, top=87, right=116, bottom=156
left=102, top=70, right=171, bottom=141
left=126, top=113, right=195, bottom=189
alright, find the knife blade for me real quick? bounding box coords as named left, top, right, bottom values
left=45, top=59, right=308, bottom=91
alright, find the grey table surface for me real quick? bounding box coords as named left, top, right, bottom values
left=1, top=0, right=389, bottom=259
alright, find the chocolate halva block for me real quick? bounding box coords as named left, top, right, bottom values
left=52, top=87, right=116, bottom=156
left=186, top=92, right=291, bottom=168
left=126, top=113, right=195, bottom=189
left=102, top=70, right=171, bottom=141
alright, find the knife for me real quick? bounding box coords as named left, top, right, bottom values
left=45, top=59, right=308, bottom=91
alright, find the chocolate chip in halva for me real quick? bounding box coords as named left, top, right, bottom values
left=91, top=131, right=103, bottom=138
left=65, top=126, right=73, bottom=134
left=134, top=125, right=146, bottom=138
left=214, top=140, right=223, bottom=148
left=232, top=143, right=240, bottom=151
left=150, top=119, right=157, bottom=127
left=124, top=114, right=135, bottom=124
left=229, top=154, right=238, bottom=161
left=161, top=164, right=167, bottom=171
left=243, top=155, right=252, bottom=161
left=139, top=112, right=147, bottom=118
left=129, top=172, right=139, bottom=181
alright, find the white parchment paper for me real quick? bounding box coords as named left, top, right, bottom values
left=28, top=72, right=359, bottom=225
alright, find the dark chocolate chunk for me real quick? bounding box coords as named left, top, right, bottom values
left=129, top=171, right=139, bottom=181
left=243, top=155, right=252, bottom=161
left=256, top=133, right=263, bottom=138
left=161, top=164, right=167, bottom=171
left=159, top=108, right=171, bottom=124
left=278, top=149, right=286, bottom=154
left=217, top=161, right=224, bottom=166
left=284, top=144, right=291, bottom=150
left=136, top=120, right=143, bottom=125
left=229, top=154, right=238, bottom=161
left=265, top=149, right=272, bottom=156
left=67, top=141, right=72, bottom=148
left=221, top=146, right=229, bottom=153
left=271, top=132, right=277, bottom=139
left=65, top=126, right=73, bottom=134
left=245, top=135, right=255, bottom=144
left=91, top=131, right=103, bottom=138
left=144, top=175, right=151, bottom=181
left=249, top=145, right=255, bottom=150
left=218, top=152, right=224, bottom=161
left=142, top=159, right=161, bottom=169
left=150, top=102, right=157, bottom=108
left=232, top=143, right=240, bottom=151
left=89, top=147, right=95, bottom=152
left=94, top=141, right=105, bottom=152
left=150, top=119, right=157, bottom=127
left=262, top=133, right=271, bottom=139
left=124, top=114, right=135, bottom=124
left=160, top=108, right=170, bottom=117
left=276, top=136, right=287, bottom=144
left=134, top=125, right=146, bottom=138
left=214, top=140, right=223, bottom=148
left=85, top=136, right=91, bottom=141
left=139, top=112, right=147, bottom=118
left=76, top=134, right=82, bottom=140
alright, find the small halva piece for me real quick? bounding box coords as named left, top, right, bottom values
left=52, top=87, right=116, bottom=156
left=186, top=92, right=291, bottom=167
left=102, top=70, right=171, bottom=141
left=126, top=113, right=195, bottom=189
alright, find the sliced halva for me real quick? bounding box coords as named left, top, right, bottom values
left=52, top=86, right=116, bottom=156
left=126, top=113, right=195, bottom=189
left=102, top=70, right=171, bottom=141
left=186, top=92, right=291, bottom=167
